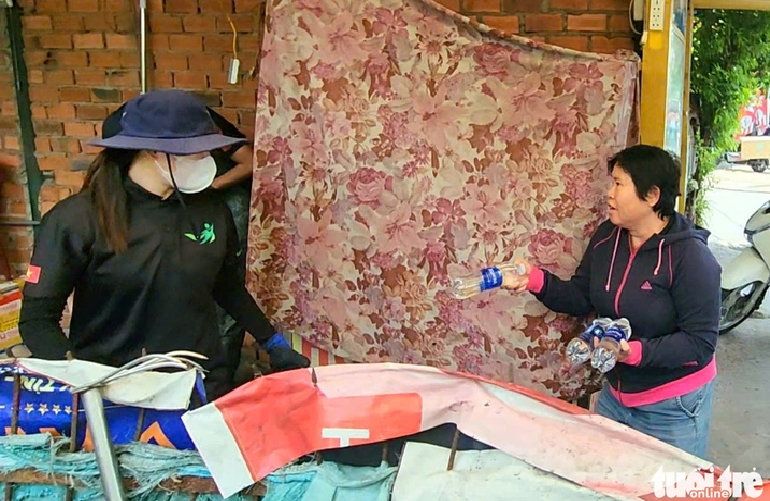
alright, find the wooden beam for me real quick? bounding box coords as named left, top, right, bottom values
left=694, top=0, right=770, bottom=10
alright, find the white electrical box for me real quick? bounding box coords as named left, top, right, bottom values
left=2, top=0, right=14, bottom=7
left=632, top=0, right=644, bottom=22
left=649, top=0, right=665, bottom=30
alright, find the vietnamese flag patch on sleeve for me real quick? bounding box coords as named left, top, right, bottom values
left=25, top=265, right=41, bottom=284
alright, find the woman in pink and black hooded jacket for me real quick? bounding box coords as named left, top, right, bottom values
left=505, top=145, right=721, bottom=459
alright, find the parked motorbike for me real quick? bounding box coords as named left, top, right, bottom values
left=719, top=199, right=770, bottom=333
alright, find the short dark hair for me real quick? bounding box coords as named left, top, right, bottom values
left=608, top=145, right=681, bottom=218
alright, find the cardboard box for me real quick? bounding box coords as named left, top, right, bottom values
left=739, top=136, right=770, bottom=160
left=0, top=283, right=22, bottom=352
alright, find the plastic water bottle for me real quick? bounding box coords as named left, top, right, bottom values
left=590, top=318, right=632, bottom=373
left=566, top=318, right=612, bottom=366
left=449, top=262, right=527, bottom=299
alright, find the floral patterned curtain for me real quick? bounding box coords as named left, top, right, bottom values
left=246, top=0, right=640, bottom=399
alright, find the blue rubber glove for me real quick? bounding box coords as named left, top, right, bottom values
left=263, top=334, right=310, bottom=372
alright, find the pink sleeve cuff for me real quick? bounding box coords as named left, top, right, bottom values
left=622, top=340, right=643, bottom=366
left=527, top=267, right=545, bottom=294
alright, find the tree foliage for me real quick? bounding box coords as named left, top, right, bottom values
left=690, top=10, right=770, bottom=153
left=688, top=10, right=770, bottom=225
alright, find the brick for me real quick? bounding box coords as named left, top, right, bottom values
left=217, top=14, right=253, bottom=32
left=39, top=35, right=72, bottom=49
left=34, top=121, right=64, bottom=136
left=173, top=71, right=207, bottom=89
left=208, top=72, right=231, bottom=89
left=169, top=35, right=203, bottom=51
left=502, top=0, right=543, bottom=13
left=46, top=103, right=76, bottom=119
left=92, top=88, right=122, bottom=102
left=54, top=170, right=86, bottom=188
left=34, top=138, right=52, bottom=152
left=28, top=86, right=59, bottom=102
left=122, top=89, right=141, bottom=101
left=590, top=35, right=634, bottom=52
left=68, top=0, right=100, bottom=12
left=193, top=92, right=222, bottom=107
left=57, top=51, right=88, bottom=67
left=75, top=70, right=107, bottom=86
left=45, top=70, right=75, bottom=85
left=23, top=15, right=53, bottom=31
left=59, top=87, right=92, bottom=102
left=239, top=110, right=255, bottom=128
left=36, top=0, right=67, bottom=12
left=25, top=51, right=53, bottom=67
left=235, top=0, right=262, bottom=12
left=184, top=15, right=217, bottom=32
left=203, top=35, right=234, bottom=52
left=23, top=35, right=41, bottom=51
left=238, top=36, right=261, bottom=52
left=31, top=106, right=47, bottom=120
left=221, top=90, right=254, bottom=108
left=154, top=53, right=188, bottom=70
left=200, top=0, right=234, bottom=13
left=38, top=156, right=70, bottom=171
left=567, top=14, right=606, bottom=31
left=64, top=122, right=96, bottom=138
left=463, top=0, right=500, bottom=11
left=482, top=15, right=519, bottom=33
left=83, top=14, right=114, bottom=31
left=120, top=52, right=141, bottom=68
left=188, top=53, right=222, bottom=71
left=52, top=14, right=86, bottom=31
left=40, top=185, right=60, bottom=202
left=106, top=34, right=138, bottom=50
left=550, top=0, right=588, bottom=9
left=149, top=35, right=170, bottom=51
left=104, top=0, right=132, bottom=12
left=524, top=13, right=562, bottom=31
left=2, top=136, right=19, bottom=151
left=51, top=137, right=83, bottom=153
left=29, top=70, right=44, bottom=85
left=73, top=34, right=104, bottom=49
left=151, top=71, right=174, bottom=87
left=547, top=35, right=589, bottom=50
left=114, top=13, right=135, bottom=32
left=609, top=14, right=631, bottom=32
left=1, top=182, right=25, bottom=199
left=215, top=108, right=238, bottom=124
left=89, top=51, right=122, bottom=68
left=76, top=105, right=109, bottom=120
left=107, top=70, right=140, bottom=87
left=149, top=15, right=184, bottom=33
left=0, top=116, right=18, bottom=133
left=589, top=0, right=629, bottom=10
left=166, top=0, right=199, bottom=13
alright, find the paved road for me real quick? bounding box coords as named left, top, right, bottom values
left=703, top=164, right=770, bottom=475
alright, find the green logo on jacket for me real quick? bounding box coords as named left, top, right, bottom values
left=185, top=223, right=216, bottom=244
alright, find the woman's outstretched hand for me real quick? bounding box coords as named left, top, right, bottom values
left=502, top=259, right=531, bottom=294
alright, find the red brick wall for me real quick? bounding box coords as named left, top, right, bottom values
left=0, top=10, right=34, bottom=278
left=436, top=0, right=635, bottom=53
left=0, top=0, right=633, bottom=274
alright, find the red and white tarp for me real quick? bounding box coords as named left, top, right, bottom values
left=181, top=363, right=769, bottom=500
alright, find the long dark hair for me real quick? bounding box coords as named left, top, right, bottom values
left=81, top=148, right=140, bottom=253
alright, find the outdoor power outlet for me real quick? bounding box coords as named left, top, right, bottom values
left=649, top=0, right=664, bottom=31
left=228, top=58, right=240, bottom=85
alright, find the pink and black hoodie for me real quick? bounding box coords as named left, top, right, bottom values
left=527, top=213, right=721, bottom=407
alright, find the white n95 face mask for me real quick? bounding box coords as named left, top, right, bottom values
left=156, top=155, right=217, bottom=194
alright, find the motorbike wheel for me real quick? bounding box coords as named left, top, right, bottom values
left=751, top=160, right=769, bottom=173
left=719, top=282, right=768, bottom=334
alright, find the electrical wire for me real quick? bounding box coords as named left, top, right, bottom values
left=629, top=0, right=642, bottom=36
left=227, top=14, right=239, bottom=60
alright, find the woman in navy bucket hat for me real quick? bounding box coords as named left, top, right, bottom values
left=18, top=89, right=310, bottom=400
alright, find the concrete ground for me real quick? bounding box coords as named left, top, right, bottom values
left=703, top=163, right=770, bottom=475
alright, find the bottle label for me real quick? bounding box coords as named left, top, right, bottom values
left=603, top=325, right=626, bottom=343
left=480, top=267, right=503, bottom=291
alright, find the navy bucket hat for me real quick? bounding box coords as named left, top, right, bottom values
left=89, top=89, right=246, bottom=155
